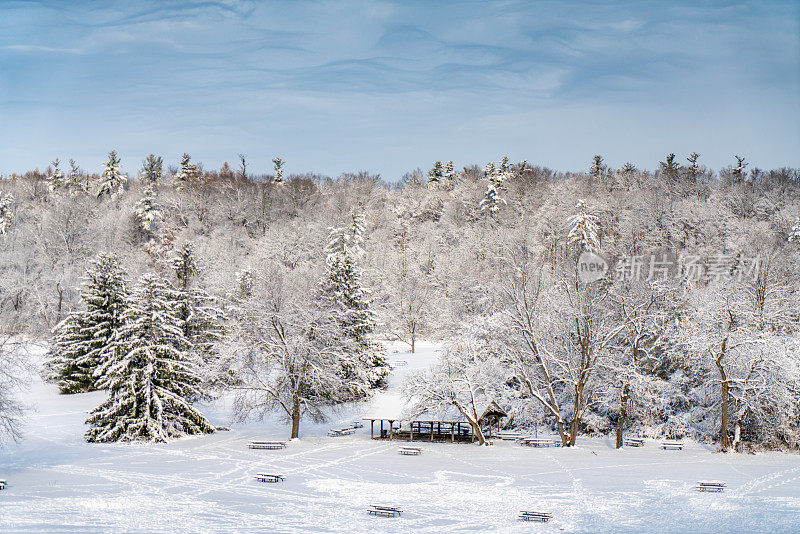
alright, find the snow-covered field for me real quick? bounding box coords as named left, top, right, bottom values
left=1, top=343, right=799, bottom=533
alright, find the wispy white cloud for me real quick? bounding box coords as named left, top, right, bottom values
left=2, top=44, right=83, bottom=54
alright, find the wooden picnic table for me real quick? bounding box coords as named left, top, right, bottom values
left=697, top=481, right=726, bottom=492
left=496, top=432, right=524, bottom=441
left=623, top=437, right=645, bottom=447
left=399, top=447, right=422, bottom=455
left=368, top=505, right=402, bottom=517
left=0, top=479, right=5, bottom=490
left=248, top=441, right=287, bottom=450
left=519, top=511, right=552, bottom=522
left=661, top=441, right=684, bottom=450
left=519, top=438, right=561, bottom=448
left=328, top=427, right=357, bottom=437
left=254, top=473, right=285, bottom=483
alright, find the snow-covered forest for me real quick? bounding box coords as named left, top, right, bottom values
left=1, top=153, right=799, bottom=452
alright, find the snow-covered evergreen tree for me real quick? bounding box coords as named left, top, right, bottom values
left=176, top=153, right=199, bottom=186
left=732, top=154, right=748, bottom=182
left=444, top=160, right=456, bottom=189
left=133, top=187, right=162, bottom=237
left=272, top=157, right=285, bottom=184
left=97, top=150, right=127, bottom=199
left=567, top=200, right=601, bottom=253
left=346, top=209, right=366, bottom=257
left=590, top=155, right=605, bottom=182
left=789, top=218, right=800, bottom=243
left=319, top=226, right=387, bottom=391
left=85, top=273, right=215, bottom=442
left=660, top=153, right=680, bottom=181
left=427, top=161, right=443, bottom=184
left=498, top=155, right=510, bottom=174
left=65, top=159, right=88, bottom=195
left=686, top=152, right=701, bottom=182
left=141, top=154, right=163, bottom=186
left=479, top=165, right=506, bottom=216
left=47, top=253, right=128, bottom=393
left=0, top=191, right=15, bottom=235
left=170, top=243, right=224, bottom=374
left=48, top=159, right=66, bottom=192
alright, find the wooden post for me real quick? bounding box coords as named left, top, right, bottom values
left=431, top=422, right=434, bottom=442
left=451, top=423, right=455, bottom=442
left=410, top=421, right=414, bottom=441
left=389, top=420, right=394, bottom=440
left=380, top=420, right=384, bottom=439
left=370, top=419, right=374, bottom=439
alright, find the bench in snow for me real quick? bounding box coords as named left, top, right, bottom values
left=328, top=427, right=357, bottom=437
left=519, top=511, right=552, bottom=522
left=0, top=479, right=5, bottom=490
left=254, top=473, right=285, bottom=483
left=399, top=447, right=422, bottom=456
left=624, top=437, right=645, bottom=447
left=497, top=432, right=524, bottom=441
left=368, top=505, right=402, bottom=517
left=661, top=441, right=684, bottom=450
left=520, top=438, right=561, bottom=448
left=248, top=441, right=287, bottom=450
left=697, top=481, right=726, bottom=493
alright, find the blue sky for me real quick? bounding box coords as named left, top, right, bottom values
left=0, top=0, right=798, bottom=180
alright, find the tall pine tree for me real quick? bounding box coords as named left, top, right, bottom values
left=0, top=191, right=14, bottom=235
left=319, top=224, right=387, bottom=392
left=86, top=273, right=215, bottom=442
left=141, top=154, right=163, bottom=187
left=47, top=253, right=128, bottom=393
left=97, top=150, right=127, bottom=199
left=170, top=244, right=224, bottom=376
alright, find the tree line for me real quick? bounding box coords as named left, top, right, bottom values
left=0, top=150, right=798, bottom=449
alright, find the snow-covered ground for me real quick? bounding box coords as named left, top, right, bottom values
left=1, top=342, right=799, bottom=533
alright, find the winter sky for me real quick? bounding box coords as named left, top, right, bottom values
left=1, top=0, right=798, bottom=180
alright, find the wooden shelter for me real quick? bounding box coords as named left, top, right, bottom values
left=364, top=417, right=476, bottom=443
left=364, top=401, right=508, bottom=443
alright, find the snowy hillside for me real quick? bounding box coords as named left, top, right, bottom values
left=1, top=343, right=799, bottom=533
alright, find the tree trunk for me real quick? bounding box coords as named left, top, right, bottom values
left=469, top=419, right=486, bottom=445
left=410, top=323, right=416, bottom=354
left=616, top=383, right=629, bottom=449
left=290, top=400, right=300, bottom=439
left=716, top=343, right=731, bottom=451
left=733, top=419, right=742, bottom=452
left=567, top=383, right=584, bottom=446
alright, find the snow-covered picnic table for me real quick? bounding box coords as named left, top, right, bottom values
left=368, top=505, right=402, bottom=517
left=0, top=479, right=6, bottom=490
left=254, top=473, right=285, bottom=483
left=519, top=437, right=562, bottom=448
left=624, top=437, right=645, bottom=447
left=328, top=427, right=357, bottom=437
left=661, top=441, right=684, bottom=450
left=697, top=481, right=726, bottom=492
left=398, top=446, right=422, bottom=455
left=496, top=432, right=524, bottom=441
left=519, top=510, right=552, bottom=522
left=248, top=441, right=287, bottom=450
